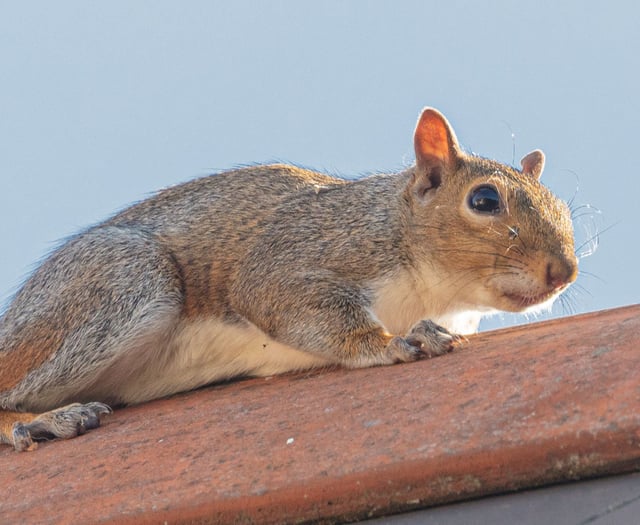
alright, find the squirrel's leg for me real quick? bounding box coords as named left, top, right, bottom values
left=0, top=403, right=112, bottom=452
left=234, top=276, right=461, bottom=369
left=0, top=226, right=184, bottom=450
left=334, top=317, right=461, bottom=368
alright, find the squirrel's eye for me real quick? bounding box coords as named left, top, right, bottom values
left=468, top=185, right=501, bottom=214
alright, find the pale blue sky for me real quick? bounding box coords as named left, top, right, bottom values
left=0, top=1, right=638, bottom=330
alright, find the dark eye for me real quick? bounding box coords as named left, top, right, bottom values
left=468, top=185, right=501, bottom=214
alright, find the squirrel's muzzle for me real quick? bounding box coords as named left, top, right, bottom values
left=546, top=254, right=578, bottom=291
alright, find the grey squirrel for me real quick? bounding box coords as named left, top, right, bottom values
left=0, top=108, right=577, bottom=451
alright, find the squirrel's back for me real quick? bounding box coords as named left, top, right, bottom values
left=106, top=164, right=349, bottom=318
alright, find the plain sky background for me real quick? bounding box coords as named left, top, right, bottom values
left=0, top=1, right=638, bottom=331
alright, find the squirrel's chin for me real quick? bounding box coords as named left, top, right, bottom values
left=498, top=289, right=561, bottom=313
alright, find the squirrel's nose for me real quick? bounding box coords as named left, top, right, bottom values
left=546, top=255, right=578, bottom=290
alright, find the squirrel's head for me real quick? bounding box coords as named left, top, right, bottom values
left=407, top=107, right=578, bottom=314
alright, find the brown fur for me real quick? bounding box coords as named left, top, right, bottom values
left=0, top=410, right=37, bottom=449
left=0, top=338, right=61, bottom=392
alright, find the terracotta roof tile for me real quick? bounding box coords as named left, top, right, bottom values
left=0, top=304, right=638, bottom=524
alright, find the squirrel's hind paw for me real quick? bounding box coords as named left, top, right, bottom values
left=12, top=402, right=112, bottom=452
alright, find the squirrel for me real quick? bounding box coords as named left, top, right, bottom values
left=0, top=108, right=577, bottom=451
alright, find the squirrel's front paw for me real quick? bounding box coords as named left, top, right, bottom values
left=406, top=319, right=463, bottom=357
left=386, top=320, right=462, bottom=362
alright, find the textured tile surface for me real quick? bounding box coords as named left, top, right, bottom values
left=0, top=305, right=638, bottom=524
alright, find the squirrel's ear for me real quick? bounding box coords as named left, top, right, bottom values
left=413, top=108, right=461, bottom=197
left=520, top=150, right=545, bottom=180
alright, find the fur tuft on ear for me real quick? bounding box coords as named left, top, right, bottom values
left=412, top=108, right=461, bottom=199
left=520, top=150, right=545, bottom=180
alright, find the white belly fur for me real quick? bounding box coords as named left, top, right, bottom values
left=371, top=269, right=483, bottom=335
left=115, top=318, right=331, bottom=404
